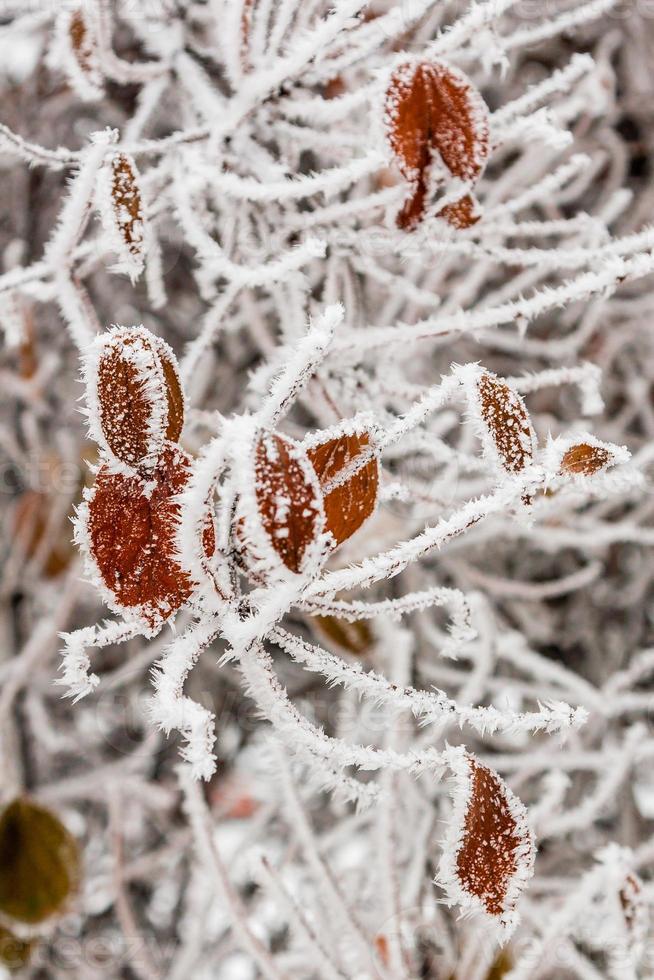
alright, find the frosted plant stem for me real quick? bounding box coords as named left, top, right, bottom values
left=178, top=765, right=287, bottom=980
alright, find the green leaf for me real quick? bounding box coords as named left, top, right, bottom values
left=0, top=798, right=79, bottom=924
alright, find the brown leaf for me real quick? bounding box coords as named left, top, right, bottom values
left=0, top=799, right=80, bottom=925
left=109, top=153, right=145, bottom=268
left=561, top=442, right=612, bottom=476
left=85, top=444, right=215, bottom=628
left=92, top=326, right=184, bottom=470
left=240, top=0, right=255, bottom=71
left=312, top=615, right=373, bottom=655
left=620, top=872, right=646, bottom=936
left=440, top=749, right=534, bottom=932
left=68, top=8, right=98, bottom=81
left=485, top=949, right=513, bottom=979
left=307, top=431, right=379, bottom=547
left=252, top=432, right=324, bottom=574
left=457, top=762, right=521, bottom=916
left=477, top=372, right=536, bottom=474
left=438, top=192, right=482, bottom=230
left=12, top=490, right=73, bottom=578
left=385, top=61, right=489, bottom=230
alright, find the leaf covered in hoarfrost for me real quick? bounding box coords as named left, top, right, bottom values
left=560, top=442, right=613, bottom=476
left=61, top=6, right=103, bottom=100
left=476, top=371, right=536, bottom=475
left=307, top=430, right=379, bottom=548
left=385, top=60, right=490, bottom=230
left=97, top=153, right=147, bottom=280
left=438, top=747, right=535, bottom=937
left=249, top=432, right=324, bottom=575
left=437, top=192, right=482, bottom=230
left=81, top=444, right=215, bottom=629
left=85, top=325, right=184, bottom=471
left=0, top=799, right=79, bottom=925
left=620, top=871, right=648, bottom=940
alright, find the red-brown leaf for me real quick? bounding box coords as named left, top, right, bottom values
left=86, top=444, right=214, bottom=627
left=109, top=153, right=145, bottom=264
left=93, top=326, right=184, bottom=470
left=307, top=431, right=378, bottom=548
left=457, top=761, right=521, bottom=916
left=438, top=192, right=482, bottom=230
left=253, top=432, right=323, bottom=574
left=385, top=60, right=490, bottom=230
left=440, top=749, right=534, bottom=932
left=477, top=372, right=536, bottom=474
left=560, top=442, right=612, bottom=476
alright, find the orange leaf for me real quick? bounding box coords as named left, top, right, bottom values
left=68, top=7, right=100, bottom=85
left=385, top=60, right=489, bottom=230
left=110, top=154, right=145, bottom=264
left=437, top=192, right=482, bottom=230
left=88, top=326, right=184, bottom=470
left=311, top=615, right=373, bottom=655
left=477, top=372, right=536, bottom=475
left=307, top=430, right=379, bottom=548
left=250, top=432, right=324, bottom=575
left=439, top=748, right=534, bottom=935
left=560, top=442, right=612, bottom=476
left=84, top=444, right=215, bottom=628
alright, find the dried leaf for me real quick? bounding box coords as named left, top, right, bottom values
left=438, top=192, right=482, bottom=230
left=69, top=9, right=93, bottom=74
left=477, top=371, right=536, bottom=475
left=560, top=442, right=612, bottom=476
left=97, top=154, right=146, bottom=281
left=12, top=490, right=73, bottom=578
left=240, top=0, right=255, bottom=71
left=439, top=748, right=535, bottom=936
left=385, top=60, right=490, bottom=230
left=0, top=926, right=34, bottom=973
left=485, top=949, right=513, bottom=979
left=620, top=872, right=647, bottom=938
left=88, top=326, right=184, bottom=470
left=307, top=431, right=379, bottom=547
left=84, top=444, right=215, bottom=628
left=250, top=432, right=324, bottom=574
left=312, top=615, right=373, bottom=655
left=0, top=799, right=79, bottom=925
left=374, top=934, right=390, bottom=967
left=63, top=7, right=102, bottom=99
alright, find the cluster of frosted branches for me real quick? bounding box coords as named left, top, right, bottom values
left=1, top=0, right=654, bottom=977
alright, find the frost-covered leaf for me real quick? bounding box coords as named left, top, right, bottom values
left=543, top=433, right=630, bottom=483
left=84, top=325, right=184, bottom=471
left=0, top=799, right=79, bottom=925
left=620, top=871, right=648, bottom=941
left=58, top=6, right=103, bottom=101
left=238, top=431, right=324, bottom=576
left=97, top=153, right=147, bottom=281
left=385, top=60, right=490, bottom=230
left=437, top=192, right=482, bottom=230
left=438, top=747, right=535, bottom=937
left=471, top=370, right=537, bottom=476
left=306, top=430, right=379, bottom=547
left=79, top=444, right=215, bottom=629
left=561, top=442, right=613, bottom=475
